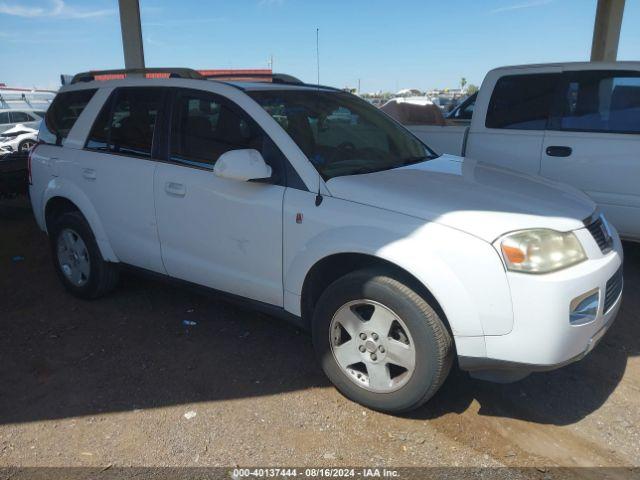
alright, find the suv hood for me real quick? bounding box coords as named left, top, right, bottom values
left=325, top=155, right=595, bottom=242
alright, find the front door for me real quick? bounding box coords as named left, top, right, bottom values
left=541, top=70, right=640, bottom=239
left=154, top=88, right=285, bottom=306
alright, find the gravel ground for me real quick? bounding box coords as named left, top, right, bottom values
left=0, top=198, right=638, bottom=471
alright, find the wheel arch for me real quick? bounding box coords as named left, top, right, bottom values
left=300, top=252, right=451, bottom=337
left=42, top=180, right=118, bottom=262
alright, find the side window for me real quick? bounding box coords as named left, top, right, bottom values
left=486, top=74, right=559, bottom=130
left=0, top=112, right=10, bottom=124
left=86, top=87, right=165, bottom=158
left=557, top=71, right=640, bottom=134
left=10, top=112, right=32, bottom=123
left=170, top=90, right=265, bottom=168
left=41, top=89, right=97, bottom=145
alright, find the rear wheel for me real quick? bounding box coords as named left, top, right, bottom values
left=312, top=268, right=452, bottom=413
left=49, top=211, right=119, bottom=299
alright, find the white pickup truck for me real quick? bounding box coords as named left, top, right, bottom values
left=408, top=62, right=640, bottom=241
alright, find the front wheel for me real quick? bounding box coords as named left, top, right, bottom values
left=18, top=138, right=36, bottom=153
left=312, top=269, right=453, bottom=413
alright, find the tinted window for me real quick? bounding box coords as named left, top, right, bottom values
left=86, top=87, right=164, bottom=158
left=250, top=90, right=435, bottom=180
left=486, top=74, right=559, bottom=130
left=41, top=89, right=96, bottom=145
left=0, top=112, right=9, bottom=124
left=557, top=71, right=640, bottom=134
left=170, top=90, right=265, bottom=168
left=10, top=111, right=32, bottom=123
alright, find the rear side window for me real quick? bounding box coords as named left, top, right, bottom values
left=0, top=112, right=9, bottom=124
left=40, top=89, right=97, bottom=145
left=86, top=87, right=165, bottom=158
left=486, top=74, right=559, bottom=130
left=556, top=71, right=640, bottom=134
left=10, top=112, right=33, bottom=123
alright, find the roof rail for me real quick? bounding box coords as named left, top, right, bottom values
left=200, top=71, right=304, bottom=85
left=71, top=68, right=204, bottom=84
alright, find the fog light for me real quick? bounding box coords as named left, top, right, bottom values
left=570, top=289, right=599, bottom=325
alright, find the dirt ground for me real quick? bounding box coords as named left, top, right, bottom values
left=0, top=197, right=639, bottom=470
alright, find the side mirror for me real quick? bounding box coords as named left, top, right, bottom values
left=213, top=149, right=272, bottom=182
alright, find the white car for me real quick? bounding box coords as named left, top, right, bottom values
left=407, top=62, right=640, bottom=241
left=29, top=69, right=623, bottom=413
left=0, top=109, right=46, bottom=134
left=0, top=123, right=38, bottom=154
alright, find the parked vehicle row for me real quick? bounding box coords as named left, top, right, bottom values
left=407, top=62, right=640, bottom=241
left=29, top=68, right=623, bottom=412
left=0, top=109, right=45, bottom=133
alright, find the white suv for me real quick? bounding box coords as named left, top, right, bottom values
left=29, top=68, right=623, bottom=413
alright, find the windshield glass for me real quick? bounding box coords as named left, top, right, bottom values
left=248, top=90, right=436, bottom=180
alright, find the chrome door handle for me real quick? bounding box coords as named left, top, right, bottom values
left=82, top=168, right=97, bottom=180
left=165, top=181, right=186, bottom=197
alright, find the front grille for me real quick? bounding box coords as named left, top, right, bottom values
left=585, top=216, right=613, bottom=254
left=604, top=267, right=623, bottom=313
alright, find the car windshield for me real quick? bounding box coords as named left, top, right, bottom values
left=248, top=89, right=437, bottom=180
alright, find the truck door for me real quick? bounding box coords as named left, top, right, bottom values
left=465, top=71, right=561, bottom=176
left=541, top=70, right=640, bottom=239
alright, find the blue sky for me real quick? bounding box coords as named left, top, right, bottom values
left=1, top=0, right=639, bottom=92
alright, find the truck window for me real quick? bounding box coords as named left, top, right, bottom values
left=41, top=89, right=97, bottom=146
left=486, top=74, right=559, bottom=130
left=556, top=71, right=640, bottom=134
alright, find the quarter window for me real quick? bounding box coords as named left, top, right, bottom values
left=557, top=71, right=640, bottom=134
left=486, top=74, right=559, bottom=130
left=86, top=87, right=165, bottom=158
left=41, top=88, right=97, bottom=145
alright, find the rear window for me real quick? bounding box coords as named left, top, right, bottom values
left=40, top=89, right=97, bottom=145
left=486, top=74, right=559, bottom=130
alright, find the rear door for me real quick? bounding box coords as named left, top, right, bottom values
left=541, top=70, right=640, bottom=239
left=153, top=88, right=286, bottom=305
left=466, top=70, right=560, bottom=175
left=70, top=86, right=167, bottom=272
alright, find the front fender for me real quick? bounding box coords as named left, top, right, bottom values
left=42, top=178, right=118, bottom=262
left=285, top=219, right=514, bottom=337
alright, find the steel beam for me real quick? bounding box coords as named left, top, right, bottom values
left=118, top=0, right=145, bottom=69
left=591, top=0, right=625, bottom=62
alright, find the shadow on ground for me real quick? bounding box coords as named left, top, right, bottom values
left=1, top=199, right=637, bottom=426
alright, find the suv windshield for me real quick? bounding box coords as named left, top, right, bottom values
left=248, top=90, right=436, bottom=180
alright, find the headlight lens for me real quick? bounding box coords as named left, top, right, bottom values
left=499, top=229, right=586, bottom=273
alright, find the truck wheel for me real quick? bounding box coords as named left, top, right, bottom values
left=312, top=268, right=452, bottom=413
left=49, top=211, right=119, bottom=299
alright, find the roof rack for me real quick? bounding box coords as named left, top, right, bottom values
left=71, top=68, right=204, bottom=84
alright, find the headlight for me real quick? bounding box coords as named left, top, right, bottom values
left=499, top=229, right=586, bottom=273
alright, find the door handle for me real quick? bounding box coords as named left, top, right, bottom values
left=82, top=168, right=97, bottom=180
left=546, top=146, right=572, bottom=157
left=165, top=181, right=186, bottom=197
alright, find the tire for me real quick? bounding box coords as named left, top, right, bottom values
left=49, top=210, right=119, bottom=299
left=312, top=268, right=453, bottom=413
left=18, top=138, right=36, bottom=153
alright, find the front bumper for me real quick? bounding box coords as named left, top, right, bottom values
left=460, top=226, right=623, bottom=374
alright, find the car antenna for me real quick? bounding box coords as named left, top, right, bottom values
left=316, top=28, right=320, bottom=90
left=314, top=26, right=323, bottom=206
